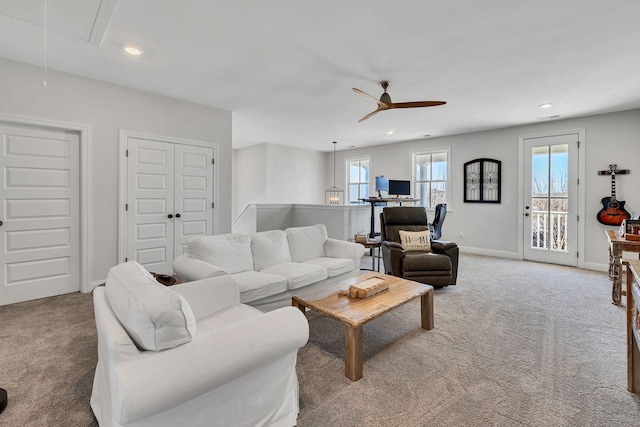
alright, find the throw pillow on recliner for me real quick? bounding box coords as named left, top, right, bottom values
left=398, top=230, right=432, bottom=252
left=105, top=261, right=196, bottom=351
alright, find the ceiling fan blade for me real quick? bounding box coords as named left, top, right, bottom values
left=353, top=88, right=386, bottom=107
left=388, top=101, right=446, bottom=109
left=358, top=108, right=383, bottom=122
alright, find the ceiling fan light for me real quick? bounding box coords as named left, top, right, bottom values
left=539, top=103, right=553, bottom=109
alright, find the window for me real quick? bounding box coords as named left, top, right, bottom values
left=347, top=158, right=370, bottom=204
left=413, top=149, right=448, bottom=208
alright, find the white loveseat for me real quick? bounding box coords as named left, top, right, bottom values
left=91, top=261, right=309, bottom=427
left=173, top=224, right=366, bottom=312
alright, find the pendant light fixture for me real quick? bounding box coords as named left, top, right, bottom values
left=325, top=141, right=344, bottom=205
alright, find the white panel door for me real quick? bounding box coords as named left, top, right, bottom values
left=125, top=138, right=214, bottom=274
left=174, top=144, right=213, bottom=257
left=126, top=138, right=175, bottom=274
left=0, top=124, right=80, bottom=305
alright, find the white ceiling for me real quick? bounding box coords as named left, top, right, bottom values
left=1, top=0, right=640, bottom=152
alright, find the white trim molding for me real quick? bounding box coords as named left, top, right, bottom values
left=517, top=128, right=586, bottom=268
left=0, top=112, right=92, bottom=293
left=118, top=130, right=219, bottom=264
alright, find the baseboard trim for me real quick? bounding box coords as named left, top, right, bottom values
left=583, top=262, right=609, bottom=272
left=88, top=279, right=106, bottom=293
left=458, top=246, right=519, bottom=259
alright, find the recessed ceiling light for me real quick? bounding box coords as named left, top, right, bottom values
left=123, top=45, right=143, bottom=56
left=387, top=130, right=395, bottom=135
left=539, top=103, right=553, bottom=109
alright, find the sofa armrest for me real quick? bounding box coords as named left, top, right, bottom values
left=324, top=238, right=366, bottom=264
left=173, top=254, right=228, bottom=282
left=171, top=276, right=240, bottom=320
left=114, top=306, right=309, bottom=424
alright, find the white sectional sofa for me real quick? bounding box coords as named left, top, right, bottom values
left=91, top=261, right=309, bottom=427
left=173, top=224, right=366, bottom=312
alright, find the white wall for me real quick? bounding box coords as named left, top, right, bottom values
left=330, top=109, right=640, bottom=269
left=234, top=144, right=268, bottom=220
left=229, top=105, right=640, bottom=270
left=265, top=144, right=327, bottom=204
left=233, top=142, right=328, bottom=222
left=0, top=57, right=232, bottom=283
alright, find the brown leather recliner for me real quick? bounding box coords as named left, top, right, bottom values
left=380, top=206, right=458, bottom=287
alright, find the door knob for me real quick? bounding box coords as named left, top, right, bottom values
left=525, top=206, right=530, bottom=210
left=175, top=213, right=181, bottom=218
left=0, top=220, right=3, bottom=226
left=525, top=213, right=530, bottom=217
left=168, top=214, right=173, bottom=219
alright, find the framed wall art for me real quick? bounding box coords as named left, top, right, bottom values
left=464, top=158, right=501, bottom=203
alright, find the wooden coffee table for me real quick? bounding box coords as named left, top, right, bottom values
left=292, top=272, right=434, bottom=381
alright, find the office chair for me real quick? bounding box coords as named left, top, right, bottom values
left=430, top=203, right=447, bottom=240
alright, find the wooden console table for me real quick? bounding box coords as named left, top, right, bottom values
left=625, top=259, right=640, bottom=393
left=606, top=230, right=640, bottom=305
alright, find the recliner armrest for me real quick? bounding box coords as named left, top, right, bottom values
left=382, top=240, right=404, bottom=250
left=431, top=240, right=457, bottom=251
left=114, top=306, right=309, bottom=425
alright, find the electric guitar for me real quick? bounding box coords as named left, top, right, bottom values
left=597, top=164, right=630, bottom=226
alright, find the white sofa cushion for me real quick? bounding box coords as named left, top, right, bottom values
left=261, top=262, right=328, bottom=290
left=105, top=261, right=196, bottom=351
left=229, top=271, right=289, bottom=303
left=285, top=224, right=327, bottom=262
left=303, top=257, right=356, bottom=277
left=251, top=229, right=292, bottom=271
left=187, top=234, right=253, bottom=274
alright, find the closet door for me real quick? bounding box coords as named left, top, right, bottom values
left=174, top=144, right=214, bottom=257
left=126, top=138, right=175, bottom=273
left=125, top=137, right=215, bottom=275
left=0, top=124, right=79, bottom=305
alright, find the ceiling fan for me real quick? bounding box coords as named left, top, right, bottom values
left=352, top=81, right=446, bottom=122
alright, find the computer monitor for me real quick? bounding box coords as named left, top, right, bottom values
left=375, top=176, right=388, bottom=197
left=388, top=179, right=411, bottom=197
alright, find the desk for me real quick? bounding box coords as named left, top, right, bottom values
left=361, top=197, right=417, bottom=238
left=606, top=230, right=640, bottom=305
left=625, top=259, right=640, bottom=393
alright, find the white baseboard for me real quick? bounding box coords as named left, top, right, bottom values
left=87, top=279, right=106, bottom=293
left=458, top=246, right=519, bottom=259
left=583, top=262, right=609, bottom=272
left=460, top=247, right=611, bottom=273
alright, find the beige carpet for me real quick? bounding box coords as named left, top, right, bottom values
left=1, top=254, right=640, bottom=426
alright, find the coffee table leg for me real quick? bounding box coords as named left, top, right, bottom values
left=421, top=290, right=434, bottom=330
left=292, top=298, right=306, bottom=315
left=345, top=324, right=363, bottom=381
